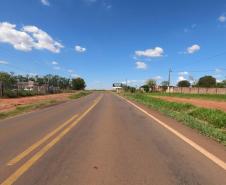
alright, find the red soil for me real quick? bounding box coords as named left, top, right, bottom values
left=0, top=93, right=73, bottom=112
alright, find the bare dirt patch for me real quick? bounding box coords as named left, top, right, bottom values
left=0, top=93, right=73, bottom=112
left=156, top=96, right=226, bottom=112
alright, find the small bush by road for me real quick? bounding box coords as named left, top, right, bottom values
left=69, top=91, right=92, bottom=99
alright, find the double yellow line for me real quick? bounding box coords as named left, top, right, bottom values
left=1, top=95, right=102, bottom=185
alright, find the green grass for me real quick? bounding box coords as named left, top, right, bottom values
left=69, top=91, right=92, bottom=100
left=150, top=92, right=226, bottom=101
left=0, top=99, right=61, bottom=120
left=122, top=93, right=226, bottom=145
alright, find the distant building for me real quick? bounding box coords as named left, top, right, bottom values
left=17, top=81, right=38, bottom=91
left=17, top=81, right=49, bottom=94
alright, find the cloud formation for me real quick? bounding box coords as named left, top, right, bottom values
left=187, top=44, right=200, bottom=54
left=0, top=60, right=9, bottom=65
left=178, top=71, right=189, bottom=82
left=218, top=15, right=226, bottom=22
left=51, top=61, right=58, bottom=65
left=75, top=45, right=86, bottom=53
left=135, top=61, right=147, bottom=69
left=135, top=47, right=164, bottom=58
left=0, top=22, right=63, bottom=53
left=41, top=0, right=50, bottom=6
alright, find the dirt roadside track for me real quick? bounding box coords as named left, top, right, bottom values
left=0, top=93, right=74, bottom=112
left=155, top=96, right=226, bottom=112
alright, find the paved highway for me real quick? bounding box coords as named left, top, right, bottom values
left=0, top=92, right=225, bottom=185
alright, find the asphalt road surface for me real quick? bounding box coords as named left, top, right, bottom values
left=0, top=92, right=225, bottom=185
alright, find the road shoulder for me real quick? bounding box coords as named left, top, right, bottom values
left=115, top=93, right=226, bottom=163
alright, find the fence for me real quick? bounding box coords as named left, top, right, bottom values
left=169, top=87, right=226, bottom=94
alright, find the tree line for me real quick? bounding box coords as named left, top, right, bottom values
left=125, top=75, right=226, bottom=93
left=176, top=75, right=226, bottom=88
left=0, top=72, right=86, bottom=97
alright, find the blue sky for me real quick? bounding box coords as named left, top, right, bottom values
left=0, top=0, right=226, bottom=89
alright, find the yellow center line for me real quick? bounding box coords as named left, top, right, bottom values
left=1, top=95, right=102, bottom=185
left=7, top=114, right=79, bottom=166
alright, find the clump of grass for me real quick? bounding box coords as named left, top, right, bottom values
left=69, top=91, right=92, bottom=100
left=123, top=93, right=226, bottom=145
left=189, top=108, right=226, bottom=128
left=0, top=100, right=60, bottom=120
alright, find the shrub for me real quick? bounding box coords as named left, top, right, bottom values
left=18, top=90, right=37, bottom=97
left=4, top=89, right=17, bottom=98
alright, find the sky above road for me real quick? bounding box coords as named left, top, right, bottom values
left=0, top=0, right=226, bottom=89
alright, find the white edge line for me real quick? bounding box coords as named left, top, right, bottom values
left=117, top=94, right=226, bottom=171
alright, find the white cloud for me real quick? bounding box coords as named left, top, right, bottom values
left=178, top=76, right=186, bottom=81
left=51, top=61, right=58, bottom=65
left=178, top=71, right=189, bottom=82
left=135, top=61, right=147, bottom=69
left=41, top=0, right=50, bottom=6
left=0, top=22, right=63, bottom=53
left=218, top=15, right=226, bottom=23
left=0, top=60, right=9, bottom=65
left=53, top=66, right=61, bottom=70
left=187, top=44, right=200, bottom=54
left=135, top=47, right=164, bottom=58
left=23, top=25, right=63, bottom=53
left=75, top=45, right=86, bottom=53
left=0, top=22, right=34, bottom=51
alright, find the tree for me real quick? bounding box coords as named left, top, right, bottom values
left=161, top=81, right=169, bottom=91
left=197, top=76, right=216, bottom=87
left=72, top=78, right=86, bottom=90
left=177, top=80, right=191, bottom=87
left=140, top=85, right=149, bottom=92
left=0, top=72, right=17, bottom=87
left=146, top=79, right=156, bottom=92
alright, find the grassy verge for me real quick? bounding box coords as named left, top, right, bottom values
left=122, top=93, right=226, bottom=145
left=69, top=91, right=92, bottom=100
left=150, top=92, right=226, bottom=101
left=0, top=99, right=63, bottom=120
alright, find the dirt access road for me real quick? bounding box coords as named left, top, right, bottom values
left=0, top=93, right=73, bottom=112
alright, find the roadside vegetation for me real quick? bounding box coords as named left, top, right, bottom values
left=0, top=99, right=62, bottom=120
left=122, top=92, right=226, bottom=145
left=69, top=91, right=92, bottom=99
left=149, top=92, right=226, bottom=101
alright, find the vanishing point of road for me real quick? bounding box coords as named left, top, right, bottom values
left=0, top=92, right=225, bottom=185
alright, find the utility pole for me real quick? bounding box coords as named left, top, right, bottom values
left=168, top=68, right=172, bottom=92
